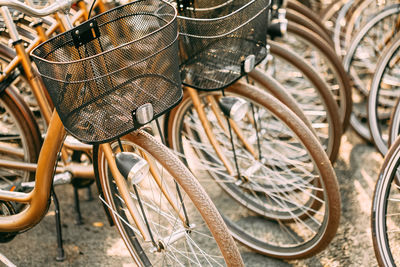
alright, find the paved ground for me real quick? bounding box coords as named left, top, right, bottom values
left=0, top=128, right=383, bottom=266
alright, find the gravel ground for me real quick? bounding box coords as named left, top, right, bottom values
left=0, top=128, right=382, bottom=266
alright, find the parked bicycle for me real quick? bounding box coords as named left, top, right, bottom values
left=0, top=0, right=244, bottom=265
left=163, top=0, right=341, bottom=259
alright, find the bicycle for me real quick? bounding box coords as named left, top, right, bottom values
left=163, top=0, right=341, bottom=259
left=1, top=0, right=344, bottom=261
left=0, top=0, right=244, bottom=265
left=0, top=0, right=342, bottom=261
left=1, top=0, right=343, bottom=165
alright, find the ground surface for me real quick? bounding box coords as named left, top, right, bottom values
left=0, top=128, right=382, bottom=266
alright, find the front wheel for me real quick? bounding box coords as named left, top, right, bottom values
left=166, top=84, right=341, bottom=259
left=93, top=130, right=243, bottom=266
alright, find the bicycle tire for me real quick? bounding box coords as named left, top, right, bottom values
left=371, top=135, right=400, bottom=267
left=93, top=130, right=243, bottom=266
left=368, top=33, right=400, bottom=156
left=166, top=83, right=341, bottom=259
left=342, top=4, right=400, bottom=142
left=331, top=0, right=359, bottom=57
left=254, top=40, right=342, bottom=162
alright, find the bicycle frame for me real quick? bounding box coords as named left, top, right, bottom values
left=0, top=0, right=249, bottom=213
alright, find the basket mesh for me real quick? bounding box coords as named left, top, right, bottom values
left=177, top=0, right=270, bottom=91
left=31, top=0, right=182, bottom=144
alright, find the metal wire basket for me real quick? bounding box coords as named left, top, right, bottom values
left=31, top=0, right=182, bottom=144
left=177, top=0, right=270, bottom=91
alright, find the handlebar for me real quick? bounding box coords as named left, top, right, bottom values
left=0, top=0, right=74, bottom=17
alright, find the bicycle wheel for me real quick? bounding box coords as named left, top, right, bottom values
left=329, top=0, right=387, bottom=58
left=368, top=33, right=400, bottom=156
left=93, top=130, right=243, bottom=266
left=0, top=86, right=41, bottom=185
left=166, top=84, right=341, bottom=259
left=343, top=4, right=400, bottom=141
left=371, top=135, right=400, bottom=267
left=254, top=40, right=342, bottom=162
left=279, top=21, right=352, bottom=131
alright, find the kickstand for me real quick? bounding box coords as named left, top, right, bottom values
left=86, top=185, right=94, bottom=201
left=73, top=186, right=83, bottom=225
left=51, top=187, right=65, bottom=262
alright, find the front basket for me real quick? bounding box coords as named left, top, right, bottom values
left=177, top=0, right=270, bottom=91
left=31, top=0, right=182, bottom=144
